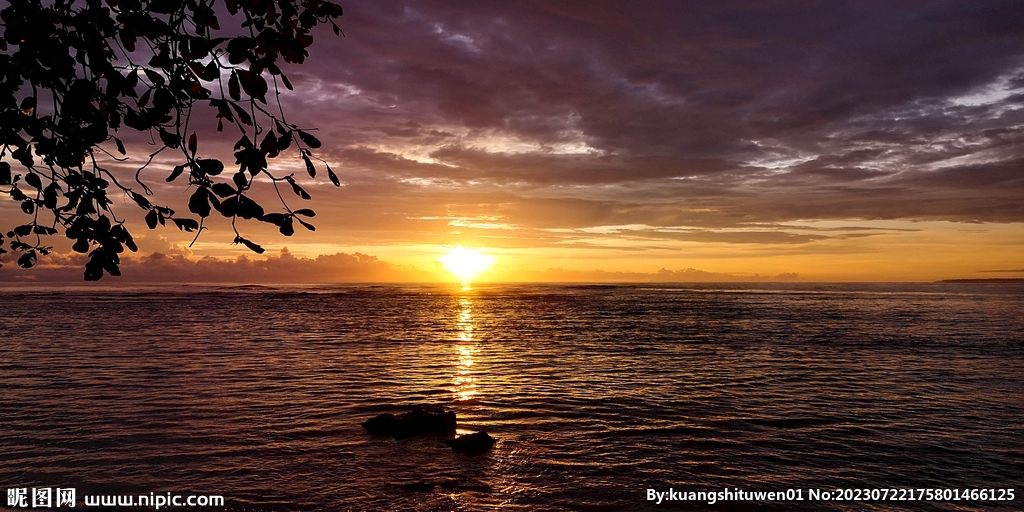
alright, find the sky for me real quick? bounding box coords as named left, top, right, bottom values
left=4, top=0, right=1024, bottom=282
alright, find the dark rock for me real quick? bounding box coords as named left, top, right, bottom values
left=444, top=431, right=495, bottom=452
left=362, top=407, right=457, bottom=438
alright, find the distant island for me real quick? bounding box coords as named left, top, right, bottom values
left=937, top=278, right=1024, bottom=283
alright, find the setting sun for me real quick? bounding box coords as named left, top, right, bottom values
left=439, top=246, right=496, bottom=284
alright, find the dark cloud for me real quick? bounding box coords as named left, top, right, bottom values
left=269, top=0, right=1024, bottom=228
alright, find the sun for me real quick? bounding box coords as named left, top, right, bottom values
left=439, top=246, right=496, bottom=284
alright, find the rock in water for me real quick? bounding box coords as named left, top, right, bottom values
left=362, top=407, right=457, bottom=438
left=444, top=431, right=495, bottom=452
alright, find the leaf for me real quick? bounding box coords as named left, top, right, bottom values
left=288, top=178, right=311, bottom=200
left=236, top=68, right=268, bottom=103
left=296, top=218, right=316, bottom=232
left=0, top=162, right=10, bottom=185
left=293, top=208, right=315, bottom=217
left=232, top=171, right=248, bottom=190
left=260, top=213, right=290, bottom=226
left=281, top=73, right=293, bottom=90
left=159, top=129, right=181, bottom=149
left=115, top=137, right=126, bottom=155
left=188, top=132, right=197, bottom=156
left=198, top=158, right=225, bottom=175
left=280, top=216, right=295, bottom=236
left=260, top=131, right=278, bottom=156
left=297, top=130, right=322, bottom=148
left=17, top=250, right=37, bottom=269
left=131, top=191, right=152, bottom=209
left=145, top=209, right=158, bottom=229
left=235, top=195, right=265, bottom=219
left=73, top=237, right=91, bottom=253
left=302, top=153, right=316, bottom=178
left=144, top=69, right=165, bottom=86
left=327, top=165, right=341, bottom=187
left=188, top=188, right=211, bottom=217
left=21, top=201, right=34, bottom=214
left=120, top=30, right=136, bottom=52
left=173, top=218, right=200, bottom=232
left=211, top=182, right=237, bottom=197
left=234, top=236, right=265, bottom=254
left=166, top=164, right=186, bottom=182
left=228, top=71, right=240, bottom=101
left=42, top=183, right=60, bottom=209
left=276, top=131, right=292, bottom=152
left=25, top=172, right=41, bottom=189
left=230, top=102, right=252, bottom=125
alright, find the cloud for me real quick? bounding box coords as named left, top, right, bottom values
left=279, top=0, right=1024, bottom=227
left=0, top=248, right=433, bottom=283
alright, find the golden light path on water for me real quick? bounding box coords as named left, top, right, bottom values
left=451, top=296, right=479, bottom=403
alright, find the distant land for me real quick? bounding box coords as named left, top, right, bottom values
left=938, top=278, right=1024, bottom=283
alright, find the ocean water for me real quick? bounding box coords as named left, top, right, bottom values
left=1, top=283, right=1022, bottom=511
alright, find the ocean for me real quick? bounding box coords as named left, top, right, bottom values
left=1, top=283, right=1022, bottom=511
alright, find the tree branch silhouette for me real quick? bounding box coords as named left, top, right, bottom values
left=0, top=0, right=343, bottom=280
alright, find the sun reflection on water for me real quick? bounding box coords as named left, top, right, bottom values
left=451, top=296, right=479, bottom=401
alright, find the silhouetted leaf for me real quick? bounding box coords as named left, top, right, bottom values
left=144, top=69, right=165, bottom=86
left=198, top=159, right=225, bottom=176
left=327, top=165, right=340, bottom=187
left=159, top=129, right=180, bottom=148
left=0, top=162, right=11, bottom=185
left=287, top=178, right=311, bottom=200
left=73, top=237, right=91, bottom=253
left=131, top=191, right=152, bottom=209
left=234, top=235, right=265, bottom=254
left=114, top=137, right=126, bottom=155
left=42, top=184, right=60, bottom=209
left=228, top=70, right=240, bottom=100
left=280, top=216, right=295, bottom=236
left=211, top=183, right=237, bottom=197
left=17, top=250, right=37, bottom=269
left=302, top=153, right=316, bottom=178
left=145, top=209, right=158, bottom=229
left=297, top=130, right=322, bottom=149
left=236, top=68, right=268, bottom=103
left=25, top=173, right=41, bottom=189
left=293, top=209, right=315, bottom=217
left=188, top=132, right=197, bottom=155
left=296, top=217, right=315, bottom=231
left=173, top=218, right=200, bottom=232
left=21, top=201, right=34, bottom=214
left=233, top=172, right=248, bottom=190
left=188, top=188, right=211, bottom=217
left=230, top=102, right=252, bottom=125
left=261, top=131, right=278, bottom=157
left=260, top=213, right=290, bottom=226
left=235, top=195, right=265, bottom=219
left=137, top=88, right=151, bottom=108
left=167, top=164, right=186, bottom=182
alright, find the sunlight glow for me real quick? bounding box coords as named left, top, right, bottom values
left=439, top=246, right=496, bottom=284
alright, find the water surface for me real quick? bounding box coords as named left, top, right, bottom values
left=2, top=283, right=1022, bottom=511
